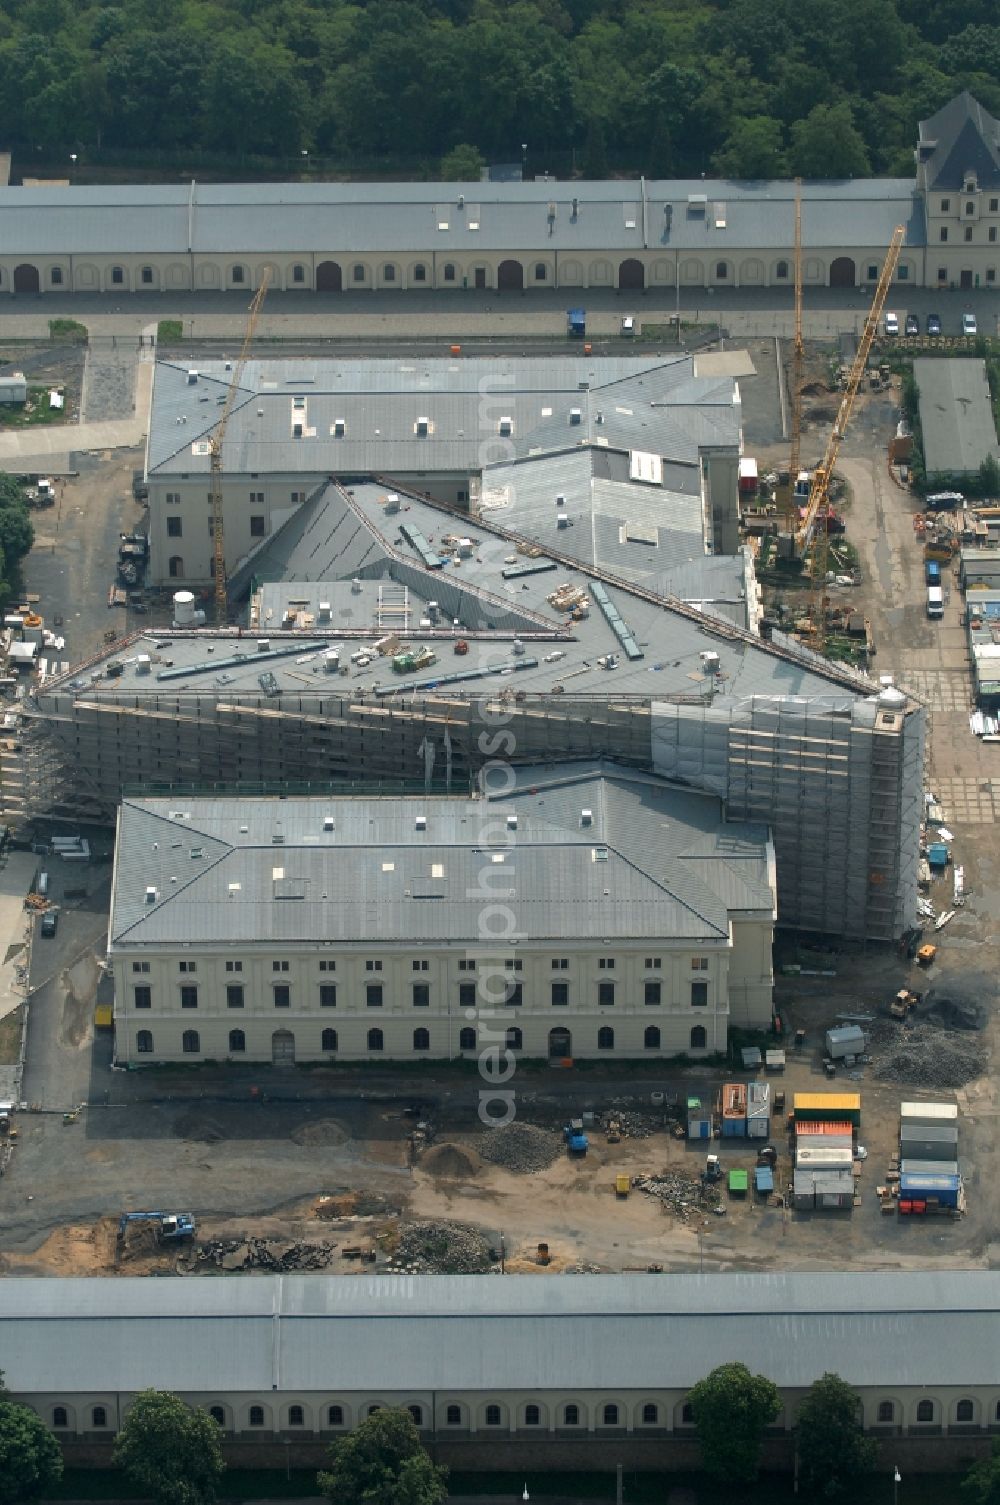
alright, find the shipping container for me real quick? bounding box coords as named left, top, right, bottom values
left=793, top=1167, right=854, bottom=1210
left=900, top=1159, right=959, bottom=1178
left=721, top=1082, right=747, bottom=1138
left=900, top=1101, right=958, bottom=1126
left=899, top=1125, right=958, bottom=1160
left=754, top=1165, right=773, bottom=1194
left=793, top=1092, right=861, bottom=1127
left=898, top=1171, right=961, bottom=1209
left=825, top=1025, right=866, bottom=1059
left=741, top=1046, right=762, bottom=1069
left=795, top=1120, right=854, bottom=1138
left=795, top=1143, right=854, bottom=1171
left=746, top=1082, right=770, bottom=1138
left=687, top=1117, right=711, bottom=1140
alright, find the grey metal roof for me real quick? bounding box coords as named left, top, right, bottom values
left=109, top=764, right=772, bottom=947
left=914, top=358, right=1000, bottom=475
left=918, top=93, right=1000, bottom=192
left=146, top=354, right=739, bottom=480
left=0, top=176, right=922, bottom=258
left=4, top=1272, right=1000, bottom=1394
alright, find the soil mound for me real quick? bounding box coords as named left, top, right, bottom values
left=290, top=1118, right=350, bottom=1147
left=421, top=1142, right=482, bottom=1179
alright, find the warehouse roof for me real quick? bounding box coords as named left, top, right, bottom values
left=0, top=176, right=921, bottom=258
left=3, top=1272, right=1000, bottom=1394
left=108, top=764, right=774, bottom=947
left=913, top=358, right=1000, bottom=476
left=145, top=353, right=740, bottom=479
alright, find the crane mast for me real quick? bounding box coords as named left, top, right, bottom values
left=210, top=269, right=271, bottom=618
left=795, top=225, right=904, bottom=654
left=788, top=179, right=804, bottom=525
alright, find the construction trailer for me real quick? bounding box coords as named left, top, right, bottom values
left=746, top=1082, right=770, bottom=1138
left=899, top=1124, right=959, bottom=1161
left=898, top=1171, right=962, bottom=1212
left=793, top=1093, right=862, bottom=1129
left=825, top=1025, right=866, bottom=1060
left=900, top=1101, right=958, bottom=1128
left=793, top=1168, right=855, bottom=1210
left=795, top=1142, right=854, bottom=1172
left=721, top=1083, right=748, bottom=1137
left=900, top=1159, right=959, bottom=1178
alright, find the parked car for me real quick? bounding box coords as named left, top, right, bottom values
left=40, top=910, right=58, bottom=938
left=884, top=312, right=899, bottom=336
left=620, top=315, right=635, bottom=338
left=926, top=313, right=942, bottom=335
left=904, top=314, right=920, bottom=336
left=963, top=312, right=978, bottom=336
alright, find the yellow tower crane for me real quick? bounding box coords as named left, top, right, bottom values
left=787, top=179, right=804, bottom=529
left=210, top=268, right=271, bottom=618
left=795, top=225, right=904, bottom=654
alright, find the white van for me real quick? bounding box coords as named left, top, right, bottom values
left=884, top=312, right=900, bottom=336
left=37, top=870, right=49, bottom=896
left=926, top=585, right=944, bottom=619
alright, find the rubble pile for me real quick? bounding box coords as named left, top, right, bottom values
left=635, top=1171, right=722, bottom=1221
left=479, top=1122, right=560, bottom=1173
left=386, top=1220, right=494, bottom=1274
left=195, top=1238, right=335, bottom=1271
left=874, top=1024, right=984, bottom=1089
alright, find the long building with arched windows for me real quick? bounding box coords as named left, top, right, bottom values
left=0, top=94, right=996, bottom=297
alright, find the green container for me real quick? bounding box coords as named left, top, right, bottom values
left=728, top=1169, right=749, bottom=1194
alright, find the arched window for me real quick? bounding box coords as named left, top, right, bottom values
left=413, top=1027, right=430, bottom=1050
left=92, top=1406, right=108, bottom=1428
left=368, top=1404, right=382, bottom=1417
left=249, top=1405, right=265, bottom=1427
left=288, top=1406, right=304, bottom=1427
left=322, top=1028, right=338, bottom=1051
left=53, top=1406, right=68, bottom=1427
left=564, top=1403, right=580, bottom=1425
left=328, top=1405, right=344, bottom=1426
left=228, top=1029, right=245, bottom=1053
left=443, top=263, right=456, bottom=282
left=957, top=1399, right=975, bottom=1422
left=383, top=264, right=396, bottom=282
left=916, top=1400, right=934, bottom=1422
left=644, top=1026, right=660, bottom=1049
left=413, top=264, right=427, bottom=282
left=603, top=1403, right=619, bottom=1426
left=690, top=1024, right=707, bottom=1049
left=485, top=1404, right=502, bottom=1426
left=598, top=1025, right=614, bottom=1050
left=459, top=1026, right=476, bottom=1050
left=232, top=264, right=246, bottom=284
left=525, top=1404, right=540, bottom=1426
left=446, top=1404, right=461, bottom=1425
left=642, top=1403, right=658, bottom=1423
left=168, top=556, right=184, bottom=579
left=716, top=261, right=729, bottom=279
left=182, top=1029, right=200, bottom=1053
left=995, top=1400, right=1000, bottom=1422
left=368, top=1027, right=384, bottom=1051
left=408, top=1404, right=423, bottom=1425
left=534, top=262, right=547, bottom=281
left=353, top=264, right=365, bottom=282
left=776, top=260, right=789, bottom=279
left=136, top=1030, right=153, bottom=1054
left=506, top=1026, right=522, bottom=1049
left=111, top=266, right=124, bottom=285
left=141, top=266, right=154, bottom=284
left=292, top=264, right=305, bottom=283
left=209, top=1406, right=225, bottom=1426
left=681, top=1403, right=694, bottom=1425
left=877, top=1401, right=895, bottom=1423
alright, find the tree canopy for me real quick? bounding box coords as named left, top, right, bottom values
left=964, top=1440, right=1000, bottom=1505
left=0, top=474, right=34, bottom=610
left=0, top=0, right=995, bottom=177
left=112, top=1389, right=226, bottom=1505
left=0, top=1382, right=64, bottom=1504
left=317, top=1407, right=448, bottom=1505
left=688, top=1361, right=782, bottom=1483
left=795, top=1373, right=878, bottom=1498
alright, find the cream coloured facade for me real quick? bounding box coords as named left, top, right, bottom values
left=108, top=773, right=776, bottom=1068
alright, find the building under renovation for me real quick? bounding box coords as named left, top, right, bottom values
left=13, top=475, right=925, bottom=943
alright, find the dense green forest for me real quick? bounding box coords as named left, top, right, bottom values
left=2, top=0, right=999, bottom=179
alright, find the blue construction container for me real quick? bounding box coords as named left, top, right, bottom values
left=567, top=308, right=586, bottom=338
left=687, top=1117, right=711, bottom=1140
left=722, top=1115, right=747, bottom=1138
left=754, top=1165, right=774, bottom=1195
left=927, top=842, right=949, bottom=869
left=899, top=1171, right=961, bottom=1209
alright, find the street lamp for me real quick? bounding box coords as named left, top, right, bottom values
left=521, top=143, right=527, bottom=181
left=522, top=1487, right=529, bottom=1503
left=894, top=1465, right=901, bottom=1505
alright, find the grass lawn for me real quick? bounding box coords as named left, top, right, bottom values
left=0, top=389, right=70, bottom=428
left=157, top=319, right=183, bottom=344
left=0, top=1003, right=22, bottom=1064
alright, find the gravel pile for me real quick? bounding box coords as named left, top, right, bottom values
left=874, top=1024, right=984, bottom=1089
left=479, top=1122, right=561, bottom=1173
left=387, top=1220, right=494, bottom=1274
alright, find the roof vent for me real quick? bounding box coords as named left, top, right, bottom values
left=145, top=885, right=157, bottom=905
left=187, top=369, right=199, bottom=384
left=557, top=512, right=569, bottom=528
left=323, top=815, right=335, bottom=831
left=569, top=407, right=582, bottom=425
left=458, top=193, right=465, bottom=209
left=506, top=814, right=518, bottom=830
left=333, top=418, right=345, bottom=436
left=384, top=492, right=400, bottom=513
left=228, top=882, right=241, bottom=895
left=556, top=493, right=566, bottom=506
left=318, top=601, right=332, bottom=621
left=257, top=639, right=270, bottom=652
left=415, top=815, right=427, bottom=830
left=416, top=416, right=429, bottom=435
left=547, top=200, right=557, bottom=220
left=293, top=422, right=303, bottom=438
left=572, top=196, right=578, bottom=218
left=700, top=650, right=721, bottom=673
left=352, top=577, right=363, bottom=595
left=581, top=809, right=593, bottom=827
left=498, top=416, right=513, bottom=436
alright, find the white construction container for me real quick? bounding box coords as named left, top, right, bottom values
left=900, top=1101, right=958, bottom=1127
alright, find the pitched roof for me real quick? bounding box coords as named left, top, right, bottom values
left=918, top=92, right=1000, bottom=191
left=913, top=357, right=1000, bottom=475
left=108, top=765, right=773, bottom=949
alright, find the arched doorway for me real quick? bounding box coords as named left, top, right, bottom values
left=13, top=264, right=39, bottom=294
left=829, top=257, right=855, bottom=288
left=271, top=1029, right=295, bottom=1064
left=548, top=1026, right=571, bottom=1059
left=497, top=259, right=524, bottom=291
left=619, top=258, right=645, bottom=290
left=316, top=260, right=342, bottom=292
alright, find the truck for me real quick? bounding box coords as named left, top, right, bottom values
left=118, top=1211, right=196, bottom=1242
left=925, top=559, right=942, bottom=586
left=566, top=308, right=586, bottom=339
left=563, top=1120, right=589, bottom=1156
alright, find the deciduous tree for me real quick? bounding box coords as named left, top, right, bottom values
left=317, top=1407, right=448, bottom=1505
left=113, top=1389, right=225, bottom=1505
left=0, top=1376, right=64, bottom=1503
left=796, top=1372, right=877, bottom=1498
left=688, top=1361, right=781, bottom=1483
